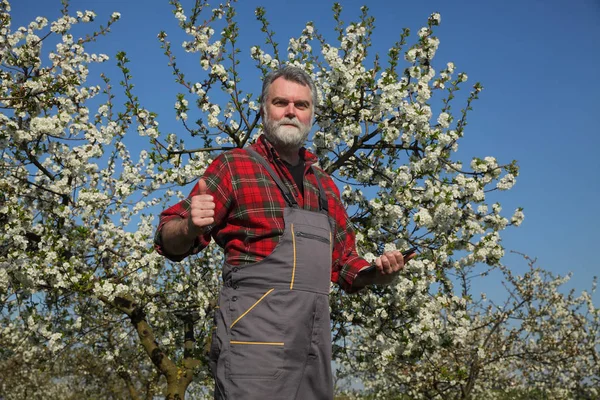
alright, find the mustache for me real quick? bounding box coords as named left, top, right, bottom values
left=275, top=118, right=302, bottom=128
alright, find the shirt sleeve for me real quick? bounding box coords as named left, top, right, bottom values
left=154, top=153, right=234, bottom=261
left=320, top=174, right=370, bottom=293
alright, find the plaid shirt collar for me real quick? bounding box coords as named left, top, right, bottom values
left=256, top=134, right=319, bottom=168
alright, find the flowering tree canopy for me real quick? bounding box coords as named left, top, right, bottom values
left=1, top=0, right=597, bottom=399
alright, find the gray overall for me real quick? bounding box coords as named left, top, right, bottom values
left=209, top=149, right=334, bottom=400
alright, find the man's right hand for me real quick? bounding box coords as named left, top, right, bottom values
left=159, top=178, right=216, bottom=257
left=187, top=178, right=215, bottom=235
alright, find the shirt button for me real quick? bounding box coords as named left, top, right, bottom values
left=233, top=267, right=239, bottom=273
left=233, top=284, right=239, bottom=290
left=232, top=296, right=238, bottom=302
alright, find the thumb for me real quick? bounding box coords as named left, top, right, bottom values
left=198, top=178, right=208, bottom=195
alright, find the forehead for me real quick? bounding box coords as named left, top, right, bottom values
left=268, top=77, right=312, bottom=103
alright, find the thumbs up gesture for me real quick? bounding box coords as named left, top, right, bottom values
left=188, top=178, right=216, bottom=235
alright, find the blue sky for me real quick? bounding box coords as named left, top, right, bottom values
left=10, top=0, right=600, bottom=301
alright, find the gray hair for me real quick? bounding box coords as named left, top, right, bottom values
left=260, top=65, right=318, bottom=113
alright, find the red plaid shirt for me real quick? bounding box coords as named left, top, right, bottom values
left=154, top=135, right=369, bottom=292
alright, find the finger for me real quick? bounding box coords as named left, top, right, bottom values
left=187, top=214, right=213, bottom=235
left=192, top=208, right=215, bottom=219
left=393, top=251, right=405, bottom=272
left=380, top=254, right=393, bottom=275
left=191, top=213, right=214, bottom=227
left=189, top=204, right=215, bottom=227
left=190, top=195, right=215, bottom=209
left=384, top=250, right=404, bottom=273
left=198, top=178, right=208, bottom=195
left=375, top=256, right=386, bottom=275
left=389, top=251, right=402, bottom=272
left=190, top=199, right=215, bottom=221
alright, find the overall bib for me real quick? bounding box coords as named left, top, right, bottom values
left=209, top=149, right=334, bottom=400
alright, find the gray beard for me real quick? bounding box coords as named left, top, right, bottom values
left=263, top=114, right=311, bottom=152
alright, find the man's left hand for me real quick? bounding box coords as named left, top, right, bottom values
left=371, top=250, right=416, bottom=284
left=352, top=250, right=416, bottom=289
left=375, top=250, right=405, bottom=275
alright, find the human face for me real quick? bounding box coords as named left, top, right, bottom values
left=262, top=77, right=313, bottom=152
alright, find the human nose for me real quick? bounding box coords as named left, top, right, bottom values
left=284, top=103, right=297, bottom=118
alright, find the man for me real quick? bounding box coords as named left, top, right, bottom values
left=155, top=65, right=413, bottom=399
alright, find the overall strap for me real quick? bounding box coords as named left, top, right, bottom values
left=311, top=166, right=329, bottom=213
left=245, top=148, right=298, bottom=208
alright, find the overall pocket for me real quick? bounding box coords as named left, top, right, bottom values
left=291, top=223, right=332, bottom=292
left=227, top=288, right=286, bottom=379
